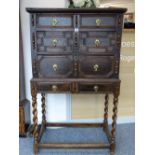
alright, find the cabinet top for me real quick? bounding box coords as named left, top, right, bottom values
left=26, top=7, right=127, bottom=14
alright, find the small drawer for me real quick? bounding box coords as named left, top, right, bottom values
left=79, top=83, right=110, bottom=93
left=37, top=56, right=73, bottom=78
left=36, top=31, right=73, bottom=54
left=80, top=15, right=116, bottom=28
left=38, top=83, right=71, bottom=92
left=36, top=14, right=73, bottom=28
left=79, top=56, right=115, bottom=78
left=80, top=31, right=116, bottom=54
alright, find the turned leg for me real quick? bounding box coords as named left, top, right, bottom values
left=31, top=83, right=39, bottom=154
left=104, top=94, right=109, bottom=125
left=41, top=93, right=46, bottom=125
left=110, top=94, right=119, bottom=155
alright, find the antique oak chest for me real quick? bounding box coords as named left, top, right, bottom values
left=26, top=8, right=127, bottom=155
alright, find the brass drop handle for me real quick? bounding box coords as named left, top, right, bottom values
left=94, top=85, right=99, bottom=92
left=51, top=85, right=58, bottom=91
left=52, top=39, right=58, bottom=47
left=53, top=64, right=58, bottom=71
left=93, top=64, right=99, bottom=72
left=96, top=19, right=102, bottom=26
left=52, top=18, right=58, bottom=26
left=95, top=39, right=100, bottom=47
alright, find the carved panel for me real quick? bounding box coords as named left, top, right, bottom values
left=36, top=31, right=73, bottom=54
left=79, top=56, right=115, bottom=78
left=80, top=31, right=116, bottom=54
left=116, top=14, right=123, bottom=28
left=31, top=14, right=35, bottom=27
left=114, top=59, right=119, bottom=75
left=73, top=31, right=79, bottom=77
left=32, top=60, right=38, bottom=77
left=37, top=56, right=73, bottom=78
left=32, top=32, right=36, bottom=50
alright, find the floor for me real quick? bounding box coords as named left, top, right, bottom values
left=19, top=123, right=135, bottom=155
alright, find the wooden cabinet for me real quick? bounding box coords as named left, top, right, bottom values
left=27, top=8, right=127, bottom=154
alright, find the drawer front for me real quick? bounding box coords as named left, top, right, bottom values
left=36, top=14, right=73, bottom=28
left=79, top=56, right=115, bottom=78
left=79, top=83, right=111, bottom=93
left=80, top=31, right=116, bottom=54
left=80, top=15, right=116, bottom=28
left=38, top=83, right=71, bottom=92
left=37, top=56, right=73, bottom=78
left=36, top=31, right=73, bottom=54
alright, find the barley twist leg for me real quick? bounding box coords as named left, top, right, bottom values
left=104, top=94, right=109, bottom=124
left=41, top=93, right=46, bottom=125
left=110, top=94, right=119, bottom=155
left=31, top=82, right=39, bottom=154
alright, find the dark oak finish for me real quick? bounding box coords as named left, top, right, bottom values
left=26, top=8, right=127, bottom=13
left=38, top=55, right=74, bottom=78
left=36, top=31, right=73, bottom=54
left=79, top=55, right=115, bottom=78
left=27, top=7, right=127, bottom=154
left=79, top=31, right=116, bottom=55
left=46, top=122, right=103, bottom=127
left=104, top=94, right=109, bottom=124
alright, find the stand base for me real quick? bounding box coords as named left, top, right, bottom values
left=33, top=122, right=116, bottom=154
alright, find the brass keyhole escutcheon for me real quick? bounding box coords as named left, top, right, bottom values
left=96, top=19, right=102, bottom=26
left=52, top=19, right=58, bottom=26
left=51, top=85, right=58, bottom=91
left=53, top=64, right=58, bottom=71
left=95, top=39, right=100, bottom=47
left=52, top=39, right=58, bottom=47
left=93, top=64, right=99, bottom=72
left=94, top=85, right=99, bottom=92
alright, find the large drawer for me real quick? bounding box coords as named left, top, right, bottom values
left=37, top=56, right=73, bottom=78
left=80, top=31, right=116, bottom=54
left=36, top=31, right=73, bottom=54
left=79, top=56, right=115, bottom=78
left=80, top=15, right=116, bottom=28
left=36, top=14, right=73, bottom=28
